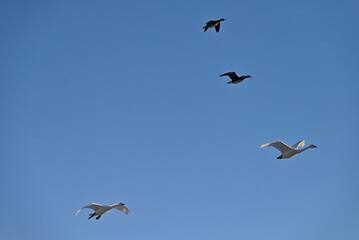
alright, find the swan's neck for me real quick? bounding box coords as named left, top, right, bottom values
left=298, top=146, right=313, bottom=153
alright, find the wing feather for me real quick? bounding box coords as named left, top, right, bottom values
left=76, top=203, right=103, bottom=215
left=215, top=23, right=220, bottom=32
left=291, top=140, right=305, bottom=149
left=113, top=203, right=130, bottom=215
left=220, top=72, right=238, bottom=80
left=260, top=141, right=294, bottom=154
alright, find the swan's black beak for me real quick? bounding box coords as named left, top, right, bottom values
left=313, top=145, right=317, bottom=148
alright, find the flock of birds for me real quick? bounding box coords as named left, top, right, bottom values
left=76, top=18, right=318, bottom=220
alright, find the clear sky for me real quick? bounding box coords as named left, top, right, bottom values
left=1, top=0, right=359, bottom=239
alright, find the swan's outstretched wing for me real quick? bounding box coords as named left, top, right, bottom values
left=76, top=203, right=103, bottom=215
left=113, top=203, right=130, bottom=215
left=291, top=140, right=305, bottom=149
left=260, top=141, right=293, bottom=154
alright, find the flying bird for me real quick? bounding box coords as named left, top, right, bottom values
left=260, top=140, right=317, bottom=159
left=76, top=203, right=130, bottom=220
left=203, top=18, right=226, bottom=32
left=220, top=72, right=252, bottom=84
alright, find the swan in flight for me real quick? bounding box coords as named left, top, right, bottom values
left=203, top=18, right=226, bottom=32
left=76, top=203, right=130, bottom=220
left=220, top=72, right=252, bottom=84
left=260, top=140, right=317, bottom=159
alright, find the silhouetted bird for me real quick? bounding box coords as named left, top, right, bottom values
left=220, top=72, right=252, bottom=84
left=203, top=18, right=226, bottom=32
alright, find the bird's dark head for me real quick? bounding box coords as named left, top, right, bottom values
left=310, top=145, right=317, bottom=148
left=220, top=18, right=226, bottom=21
left=245, top=75, right=252, bottom=78
left=120, top=203, right=125, bottom=205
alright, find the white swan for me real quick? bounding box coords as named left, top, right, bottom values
left=260, top=140, right=317, bottom=159
left=76, top=203, right=130, bottom=220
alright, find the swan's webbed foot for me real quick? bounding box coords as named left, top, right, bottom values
left=96, top=216, right=101, bottom=220
left=277, top=155, right=283, bottom=159
left=88, top=213, right=96, bottom=219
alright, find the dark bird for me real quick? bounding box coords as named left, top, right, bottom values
left=220, top=72, right=252, bottom=84
left=203, top=18, right=226, bottom=32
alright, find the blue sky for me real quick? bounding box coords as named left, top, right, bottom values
left=1, top=0, right=358, bottom=239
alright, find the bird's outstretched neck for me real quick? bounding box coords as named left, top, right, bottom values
left=298, top=145, right=317, bottom=153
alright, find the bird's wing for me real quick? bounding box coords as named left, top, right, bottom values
left=113, top=203, right=131, bottom=215
left=206, top=20, right=213, bottom=25
left=260, top=141, right=293, bottom=154
left=220, top=72, right=238, bottom=80
left=76, top=203, right=103, bottom=215
left=291, top=140, right=305, bottom=149
left=215, top=23, right=220, bottom=32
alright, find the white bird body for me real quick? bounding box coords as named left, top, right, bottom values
left=76, top=203, right=130, bottom=220
left=95, top=205, right=112, bottom=215
left=260, top=140, right=317, bottom=159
